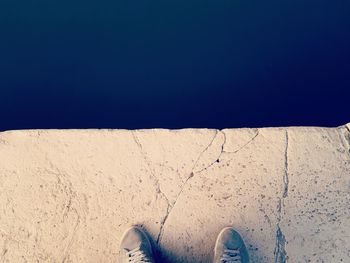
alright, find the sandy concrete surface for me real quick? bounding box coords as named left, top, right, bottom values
left=0, top=124, right=349, bottom=263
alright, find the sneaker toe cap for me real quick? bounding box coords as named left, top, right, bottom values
left=218, top=227, right=246, bottom=250
left=120, top=227, right=147, bottom=250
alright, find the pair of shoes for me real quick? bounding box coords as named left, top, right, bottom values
left=119, top=226, right=249, bottom=263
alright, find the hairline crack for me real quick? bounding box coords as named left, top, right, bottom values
left=274, top=129, right=289, bottom=263
left=156, top=130, right=220, bottom=244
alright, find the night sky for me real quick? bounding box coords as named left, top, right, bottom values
left=1, top=0, right=349, bottom=130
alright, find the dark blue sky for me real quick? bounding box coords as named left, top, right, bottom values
left=1, top=0, right=349, bottom=130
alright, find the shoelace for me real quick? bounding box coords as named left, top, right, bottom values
left=220, top=248, right=242, bottom=263
left=125, top=246, right=152, bottom=263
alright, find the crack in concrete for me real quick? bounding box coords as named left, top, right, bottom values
left=197, top=129, right=260, bottom=173
left=196, top=130, right=226, bottom=173
left=157, top=132, right=219, bottom=244
left=62, top=209, right=80, bottom=263
left=345, top=125, right=350, bottom=155
left=274, top=223, right=287, bottom=263
left=156, top=203, right=171, bottom=244
left=191, top=130, right=219, bottom=173
left=274, top=130, right=289, bottom=263
left=132, top=132, right=171, bottom=205
left=156, top=173, right=195, bottom=244
left=223, top=128, right=260, bottom=154
left=198, top=129, right=260, bottom=173
left=282, top=130, right=289, bottom=198
left=132, top=132, right=174, bottom=245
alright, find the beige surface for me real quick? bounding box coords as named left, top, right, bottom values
left=0, top=125, right=349, bottom=263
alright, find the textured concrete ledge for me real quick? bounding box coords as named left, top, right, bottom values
left=0, top=124, right=349, bottom=262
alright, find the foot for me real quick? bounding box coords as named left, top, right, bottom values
left=119, top=226, right=155, bottom=263
left=213, top=227, right=249, bottom=263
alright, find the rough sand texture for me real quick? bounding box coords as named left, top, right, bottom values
left=0, top=125, right=349, bottom=263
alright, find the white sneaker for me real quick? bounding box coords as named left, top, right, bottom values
left=119, top=226, right=155, bottom=263
left=213, top=227, right=249, bottom=263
